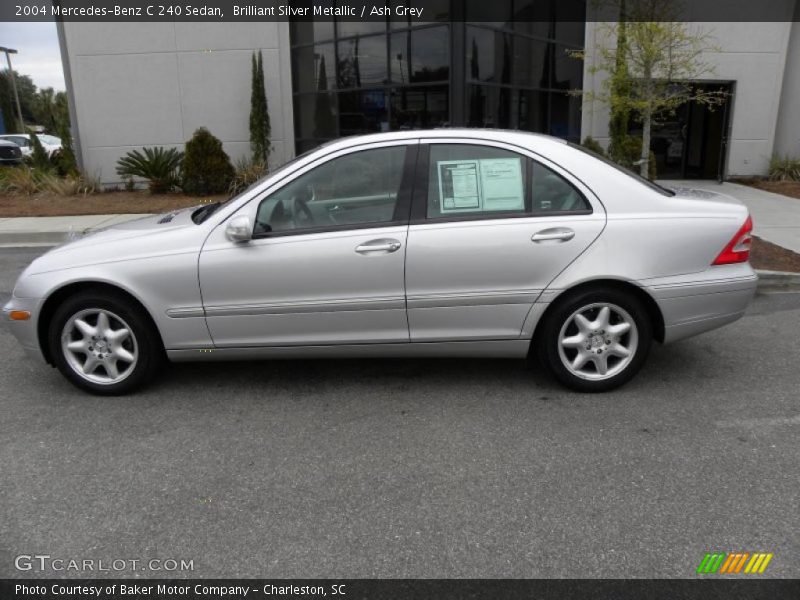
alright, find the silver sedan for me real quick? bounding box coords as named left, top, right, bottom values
left=4, top=131, right=757, bottom=394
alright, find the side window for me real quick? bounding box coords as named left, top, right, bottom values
left=426, top=144, right=527, bottom=219
left=254, top=145, right=407, bottom=235
left=532, top=161, right=591, bottom=213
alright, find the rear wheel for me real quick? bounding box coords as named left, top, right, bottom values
left=536, top=288, right=653, bottom=392
left=48, top=291, right=163, bottom=395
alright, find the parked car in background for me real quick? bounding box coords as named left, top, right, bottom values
left=3, top=130, right=757, bottom=395
left=0, top=139, right=24, bottom=165
left=0, top=133, right=62, bottom=158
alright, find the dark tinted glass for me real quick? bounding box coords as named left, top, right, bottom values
left=390, top=85, right=449, bottom=129
left=338, top=89, right=389, bottom=135
left=293, top=93, right=337, bottom=139
left=292, top=43, right=335, bottom=93
left=466, top=27, right=512, bottom=84
left=512, top=36, right=549, bottom=88
left=390, top=26, right=450, bottom=84
left=551, top=44, right=583, bottom=91
left=337, top=35, right=388, bottom=88
left=337, top=21, right=387, bottom=39
left=549, top=92, right=581, bottom=141
left=516, top=89, right=549, bottom=132
left=466, top=85, right=512, bottom=128
left=532, top=161, right=589, bottom=212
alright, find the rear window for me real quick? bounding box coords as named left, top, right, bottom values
left=568, top=142, right=675, bottom=197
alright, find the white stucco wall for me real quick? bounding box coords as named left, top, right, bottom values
left=775, top=19, right=800, bottom=158
left=580, top=9, right=797, bottom=177
left=60, top=22, right=295, bottom=186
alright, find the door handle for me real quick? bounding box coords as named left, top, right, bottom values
left=531, top=228, right=575, bottom=243
left=355, top=239, right=402, bottom=254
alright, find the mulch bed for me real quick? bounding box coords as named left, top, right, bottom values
left=0, top=191, right=226, bottom=217
left=750, top=236, right=800, bottom=273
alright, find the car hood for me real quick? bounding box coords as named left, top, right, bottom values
left=24, top=207, right=205, bottom=275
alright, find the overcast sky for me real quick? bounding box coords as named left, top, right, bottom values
left=0, top=21, right=66, bottom=91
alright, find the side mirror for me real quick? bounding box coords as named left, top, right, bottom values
left=225, top=215, right=252, bottom=243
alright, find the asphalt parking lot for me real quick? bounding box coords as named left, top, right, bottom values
left=0, top=247, right=798, bottom=579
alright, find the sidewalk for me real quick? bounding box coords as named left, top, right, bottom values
left=0, top=214, right=149, bottom=246
left=661, top=180, right=800, bottom=254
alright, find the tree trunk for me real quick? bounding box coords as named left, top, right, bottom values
left=640, top=104, right=651, bottom=179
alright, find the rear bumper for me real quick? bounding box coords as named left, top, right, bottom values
left=643, top=265, right=758, bottom=344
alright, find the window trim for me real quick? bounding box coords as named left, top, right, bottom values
left=250, top=142, right=419, bottom=240
left=410, top=140, right=592, bottom=225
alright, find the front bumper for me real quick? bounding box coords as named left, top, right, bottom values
left=3, top=296, right=47, bottom=363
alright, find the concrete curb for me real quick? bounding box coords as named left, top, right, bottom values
left=755, top=270, right=800, bottom=290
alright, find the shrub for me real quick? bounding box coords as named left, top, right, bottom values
left=581, top=136, right=606, bottom=156
left=229, top=156, right=269, bottom=195
left=40, top=172, right=99, bottom=196
left=0, top=166, right=43, bottom=195
left=769, top=154, right=800, bottom=182
left=609, top=135, right=657, bottom=181
left=29, top=134, right=54, bottom=172
left=116, top=146, right=183, bottom=194
left=181, top=128, right=234, bottom=195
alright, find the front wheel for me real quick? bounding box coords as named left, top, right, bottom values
left=48, top=291, right=163, bottom=395
left=536, top=289, right=653, bottom=392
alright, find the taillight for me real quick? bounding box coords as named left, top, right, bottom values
left=712, top=215, right=753, bottom=265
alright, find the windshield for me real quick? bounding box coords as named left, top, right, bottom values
left=192, top=142, right=336, bottom=224
left=568, top=142, right=676, bottom=197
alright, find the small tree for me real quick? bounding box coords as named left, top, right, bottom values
left=579, top=0, right=727, bottom=178
left=29, top=134, right=52, bottom=171
left=249, top=50, right=271, bottom=167
left=181, top=128, right=234, bottom=195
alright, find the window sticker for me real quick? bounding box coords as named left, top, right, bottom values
left=436, top=158, right=524, bottom=213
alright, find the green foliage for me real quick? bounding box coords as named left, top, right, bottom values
left=610, top=135, right=657, bottom=181
left=581, top=137, right=606, bottom=156
left=229, top=156, right=269, bottom=195
left=29, top=134, right=52, bottom=171
left=768, top=155, right=800, bottom=182
left=116, top=146, right=183, bottom=194
left=249, top=50, right=271, bottom=167
left=0, top=166, right=44, bottom=195
left=181, top=128, right=234, bottom=195
left=0, top=70, right=36, bottom=131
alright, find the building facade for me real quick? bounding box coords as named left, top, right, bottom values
left=58, top=0, right=800, bottom=185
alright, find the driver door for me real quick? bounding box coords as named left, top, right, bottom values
left=198, top=142, right=416, bottom=347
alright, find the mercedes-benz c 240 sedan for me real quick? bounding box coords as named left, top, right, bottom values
left=4, top=131, right=757, bottom=395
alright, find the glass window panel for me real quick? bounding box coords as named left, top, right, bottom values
left=467, top=85, right=512, bottom=129
left=293, top=93, right=338, bottom=139
left=290, top=19, right=334, bottom=45
left=532, top=161, right=589, bottom=212
left=466, top=0, right=513, bottom=29
left=466, top=27, right=511, bottom=84
left=512, top=36, right=549, bottom=88
left=516, top=89, right=549, bottom=133
left=426, top=144, right=528, bottom=219
left=337, top=21, right=387, bottom=39
left=255, top=146, right=407, bottom=234
left=292, top=43, right=336, bottom=93
left=390, top=85, right=449, bottom=130
left=554, top=0, right=587, bottom=46
left=337, top=35, right=389, bottom=89
left=551, top=44, right=583, bottom=91
left=549, top=92, right=581, bottom=141
left=391, top=26, right=450, bottom=84
left=338, top=89, right=390, bottom=135
left=391, top=0, right=450, bottom=28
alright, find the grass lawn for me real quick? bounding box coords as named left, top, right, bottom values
left=0, top=191, right=227, bottom=218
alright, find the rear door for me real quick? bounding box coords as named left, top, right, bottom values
left=405, top=139, right=606, bottom=342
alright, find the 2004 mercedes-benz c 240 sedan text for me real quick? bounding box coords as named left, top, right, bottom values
left=4, top=131, right=757, bottom=395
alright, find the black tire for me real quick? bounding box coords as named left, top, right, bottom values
left=48, top=290, right=164, bottom=395
left=535, top=287, right=653, bottom=393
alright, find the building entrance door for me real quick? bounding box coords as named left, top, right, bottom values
left=640, top=82, right=733, bottom=180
